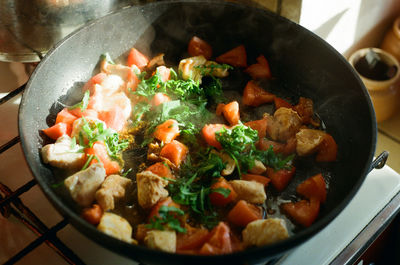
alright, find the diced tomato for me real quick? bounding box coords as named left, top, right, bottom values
left=148, top=197, right=180, bottom=222
left=281, top=197, right=320, bottom=227
left=209, top=177, right=237, bottom=207
left=244, top=55, right=272, bottom=79
left=177, top=226, right=211, bottom=252
left=242, top=174, right=270, bottom=187
left=69, top=108, right=99, bottom=119
left=153, top=119, right=180, bottom=144
left=155, top=66, right=171, bottom=82
left=216, top=45, right=247, bottom=67
left=216, top=103, right=225, bottom=116
left=126, top=67, right=140, bottom=92
left=257, top=137, right=296, bottom=156
left=266, top=166, right=296, bottom=192
left=56, top=108, right=78, bottom=126
left=81, top=204, right=103, bottom=225
left=199, top=222, right=233, bottom=255
left=98, top=106, right=126, bottom=132
left=221, top=101, right=240, bottom=125
left=188, top=36, right=212, bottom=60
left=146, top=162, right=174, bottom=180
left=159, top=140, right=188, bottom=166
left=242, top=81, right=275, bottom=107
left=127, top=48, right=149, bottom=70
left=227, top=200, right=262, bottom=227
left=274, top=97, right=293, bottom=110
left=201, top=124, right=227, bottom=150
left=83, top=73, right=107, bottom=93
left=316, top=134, right=337, bottom=162
left=85, top=141, right=121, bottom=175
left=297, top=173, right=327, bottom=203
left=151, top=93, right=171, bottom=106
left=43, top=122, right=70, bottom=140
left=244, top=118, right=268, bottom=139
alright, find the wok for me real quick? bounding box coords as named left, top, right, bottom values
left=19, top=1, right=385, bottom=264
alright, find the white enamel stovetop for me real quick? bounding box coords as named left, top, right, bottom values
left=1, top=62, right=400, bottom=265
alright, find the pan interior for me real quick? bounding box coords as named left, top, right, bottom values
left=19, top=1, right=376, bottom=264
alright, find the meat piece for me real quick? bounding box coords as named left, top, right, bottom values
left=144, top=230, right=176, bottom=253
left=242, top=218, right=289, bottom=247
left=204, top=61, right=229, bottom=78
left=229, top=180, right=266, bottom=204
left=97, top=212, right=137, bottom=244
left=64, top=163, right=106, bottom=207
left=70, top=117, right=107, bottom=140
left=89, top=89, right=132, bottom=122
left=95, top=174, right=132, bottom=211
left=211, top=150, right=235, bottom=176
left=100, top=74, right=125, bottom=95
left=178, top=55, right=207, bottom=82
left=248, top=160, right=266, bottom=175
left=136, top=171, right=168, bottom=209
left=296, top=128, right=326, bottom=156
left=265, top=107, right=302, bottom=142
left=41, top=135, right=85, bottom=170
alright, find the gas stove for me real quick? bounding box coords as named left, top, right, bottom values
left=1, top=61, right=400, bottom=265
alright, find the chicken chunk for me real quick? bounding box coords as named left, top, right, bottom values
left=295, top=128, right=326, bottom=156
left=229, top=180, right=266, bottom=204
left=97, top=212, right=137, bottom=244
left=204, top=61, right=229, bottom=78
left=144, top=230, right=176, bottom=253
left=211, top=150, right=235, bottom=176
left=71, top=117, right=107, bottom=141
left=265, top=107, right=302, bottom=142
left=248, top=160, right=267, bottom=175
left=242, top=218, right=289, bottom=247
left=178, top=55, right=207, bottom=82
left=136, top=171, right=168, bottom=209
left=95, top=174, right=132, bottom=211
left=41, top=135, right=85, bottom=170
left=64, top=163, right=106, bottom=207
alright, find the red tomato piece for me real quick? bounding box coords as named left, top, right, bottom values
left=257, top=137, right=297, bottom=156
left=81, top=204, right=103, bottom=225
left=147, top=197, right=180, bottom=222
left=43, top=122, right=70, bottom=140
left=227, top=200, right=262, bottom=227
left=85, top=141, right=121, bottom=175
left=242, top=81, right=275, bottom=107
left=69, top=108, right=99, bottom=119
left=266, top=166, right=296, bottom=192
left=199, top=222, right=233, bottom=255
left=281, top=198, right=320, bottom=227
left=127, top=48, right=149, bottom=70
left=274, top=97, right=293, bottom=110
left=56, top=108, right=78, bottom=126
left=216, top=45, right=247, bottom=67
left=201, top=124, right=228, bottom=150
left=177, top=226, right=211, bottom=252
left=188, top=36, right=212, bottom=60
left=98, top=106, right=126, bottom=132
left=153, top=119, right=180, bottom=144
left=209, top=177, right=237, bottom=207
left=151, top=92, right=171, bottom=106
left=82, top=73, right=107, bottom=93
left=244, top=55, right=272, bottom=79
left=296, top=173, right=327, bottom=203
left=159, top=140, right=188, bottom=166
left=316, top=134, right=337, bottom=162
left=146, top=162, right=174, bottom=180
left=244, top=118, right=268, bottom=139
left=222, top=101, right=240, bottom=125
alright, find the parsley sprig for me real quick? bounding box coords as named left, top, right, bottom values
left=216, top=123, right=294, bottom=174
left=68, top=90, right=90, bottom=112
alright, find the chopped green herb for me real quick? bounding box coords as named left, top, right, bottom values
left=146, top=206, right=187, bottom=233
left=68, top=90, right=90, bottom=111
left=100, top=52, right=115, bottom=65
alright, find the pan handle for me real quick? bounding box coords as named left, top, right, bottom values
left=369, top=151, right=389, bottom=173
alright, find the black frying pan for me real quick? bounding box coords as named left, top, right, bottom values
left=19, top=1, right=383, bottom=264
